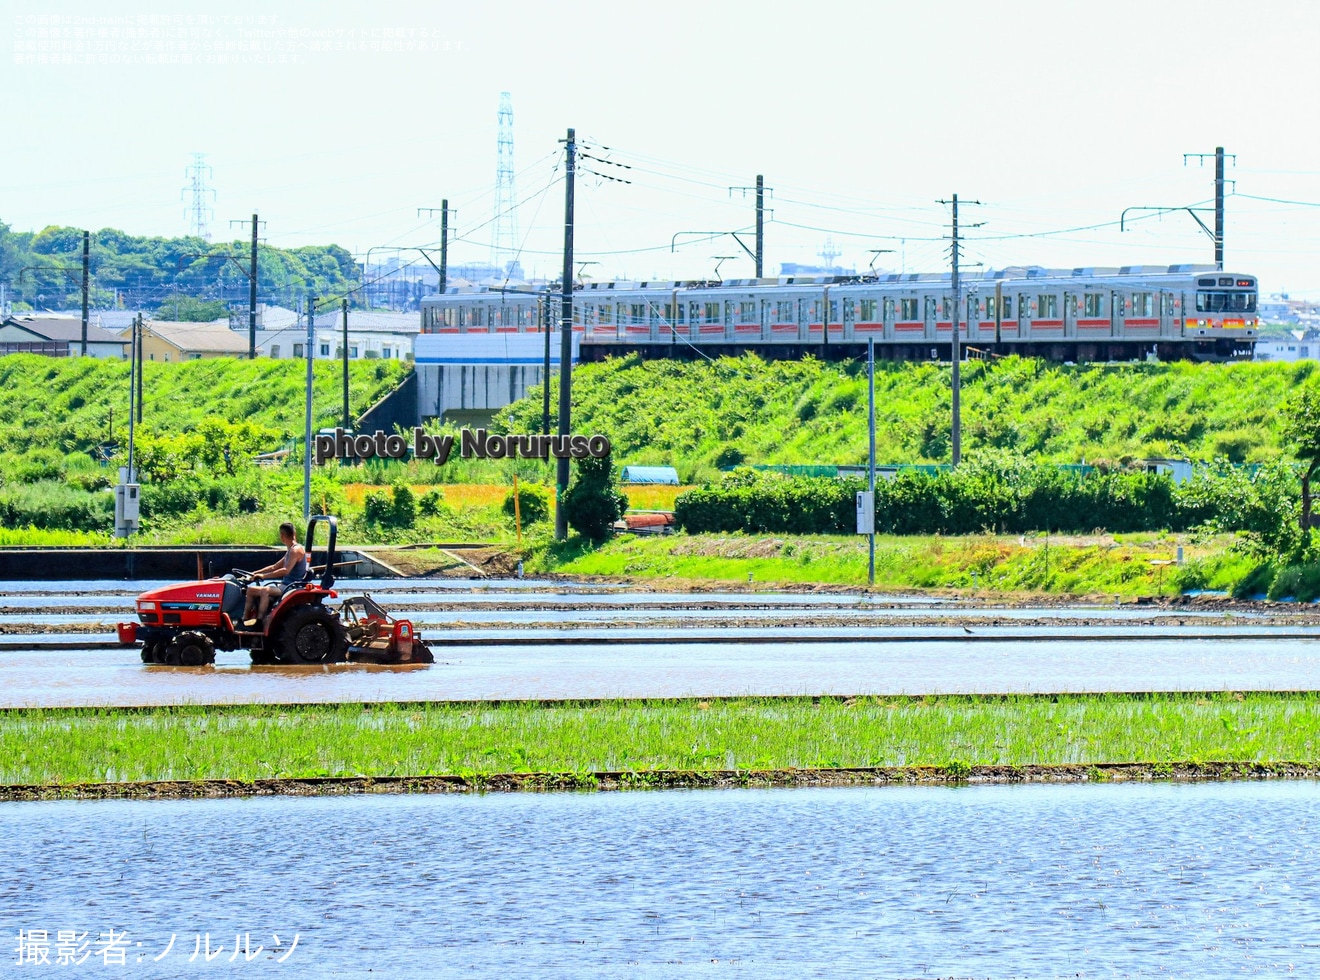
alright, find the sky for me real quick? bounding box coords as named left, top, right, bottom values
left=6, top=0, right=1320, bottom=296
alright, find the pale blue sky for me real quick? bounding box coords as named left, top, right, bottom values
left=6, top=0, right=1320, bottom=294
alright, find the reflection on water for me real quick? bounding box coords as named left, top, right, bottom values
left=2, top=782, right=1317, bottom=977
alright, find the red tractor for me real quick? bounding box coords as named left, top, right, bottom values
left=118, top=516, right=433, bottom=666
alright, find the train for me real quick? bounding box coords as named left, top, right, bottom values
left=418, top=264, right=1259, bottom=362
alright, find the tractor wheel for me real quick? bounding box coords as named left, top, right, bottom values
left=140, top=639, right=166, bottom=664
left=278, top=605, right=347, bottom=665
left=164, top=632, right=215, bottom=667
left=249, top=648, right=278, bottom=665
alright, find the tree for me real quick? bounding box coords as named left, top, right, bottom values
left=1282, top=385, right=1320, bottom=534
left=561, top=455, right=628, bottom=542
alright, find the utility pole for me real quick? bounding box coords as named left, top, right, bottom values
left=554, top=127, right=577, bottom=541
left=730, top=175, right=770, bottom=278
left=249, top=213, right=259, bottom=356
left=135, top=313, right=143, bottom=423
left=303, top=298, right=315, bottom=522
left=439, top=198, right=449, bottom=293
left=341, top=297, right=350, bottom=431
left=80, top=230, right=89, bottom=357
left=938, top=194, right=982, bottom=468
left=542, top=293, right=552, bottom=436
left=867, top=337, right=876, bottom=585
left=1185, top=147, right=1234, bottom=270
left=228, top=214, right=263, bottom=358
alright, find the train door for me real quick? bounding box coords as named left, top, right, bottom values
left=1018, top=292, right=1032, bottom=340
left=1112, top=290, right=1125, bottom=338
left=924, top=294, right=937, bottom=341
left=966, top=292, right=980, bottom=342
left=1063, top=291, right=1077, bottom=339
left=1160, top=291, right=1176, bottom=339
left=842, top=294, right=855, bottom=341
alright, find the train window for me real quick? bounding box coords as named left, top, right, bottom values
left=1131, top=292, right=1153, bottom=317
left=738, top=302, right=756, bottom=321
left=1038, top=294, right=1058, bottom=318
left=631, top=304, right=647, bottom=325
left=985, top=296, right=997, bottom=318
left=1083, top=293, right=1103, bottom=317
left=828, top=300, right=838, bottom=322
left=901, top=298, right=918, bottom=320
left=860, top=299, right=877, bottom=321
left=775, top=301, right=794, bottom=321
left=703, top=302, right=719, bottom=323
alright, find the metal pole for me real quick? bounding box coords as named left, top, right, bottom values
left=304, top=298, right=315, bottom=521
left=80, top=230, right=89, bottom=356
left=135, top=313, right=143, bottom=423
left=950, top=193, right=961, bottom=468
left=867, top=337, right=876, bottom=586
left=341, top=297, right=350, bottom=430
left=1214, top=146, right=1224, bottom=270
left=127, top=313, right=137, bottom=483
left=755, top=174, right=764, bottom=279
left=249, top=213, right=258, bottom=358
left=439, top=198, right=449, bottom=293
left=554, top=127, right=576, bottom=541
left=542, top=293, right=552, bottom=436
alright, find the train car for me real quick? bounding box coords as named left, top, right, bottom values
left=417, top=264, right=1258, bottom=364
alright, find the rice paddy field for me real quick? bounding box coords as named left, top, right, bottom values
left=3, top=693, right=1316, bottom=791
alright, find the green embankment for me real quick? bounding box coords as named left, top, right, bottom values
left=2, top=695, right=1316, bottom=789
left=496, top=354, right=1308, bottom=480
left=533, top=532, right=1254, bottom=596
left=0, top=354, right=411, bottom=452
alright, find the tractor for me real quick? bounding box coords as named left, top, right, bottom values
left=117, top=515, right=433, bottom=666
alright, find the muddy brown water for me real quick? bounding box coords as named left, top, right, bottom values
left=3, top=782, right=1318, bottom=977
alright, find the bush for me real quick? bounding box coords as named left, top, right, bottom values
left=419, top=488, right=445, bottom=517
left=364, top=484, right=416, bottom=530
left=503, top=483, right=551, bottom=525
left=562, top=456, right=628, bottom=542
left=0, top=480, right=112, bottom=531
left=674, top=460, right=1288, bottom=537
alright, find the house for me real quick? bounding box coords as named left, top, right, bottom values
left=234, top=305, right=419, bottom=361
left=0, top=314, right=126, bottom=357
left=118, top=319, right=250, bottom=361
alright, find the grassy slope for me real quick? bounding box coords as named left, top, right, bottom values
left=0, top=353, right=412, bottom=453
left=534, top=531, right=1253, bottom=595
left=3, top=695, right=1316, bottom=785
left=496, top=354, right=1309, bottom=479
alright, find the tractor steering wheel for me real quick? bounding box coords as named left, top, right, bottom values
left=231, top=569, right=258, bottom=588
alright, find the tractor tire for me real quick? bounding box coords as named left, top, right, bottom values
left=278, top=605, right=347, bottom=665
left=140, top=639, right=166, bottom=664
left=164, top=631, right=215, bottom=667
left=249, top=648, right=278, bottom=665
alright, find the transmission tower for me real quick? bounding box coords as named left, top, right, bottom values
left=491, top=92, right=519, bottom=273
left=182, top=152, right=215, bottom=240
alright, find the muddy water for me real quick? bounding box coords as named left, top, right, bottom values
left=3, top=782, right=1317, bottom=977
left=4, top=635, right=1320, bottom=707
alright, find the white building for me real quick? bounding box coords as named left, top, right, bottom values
left=231, top=305, right=418, bottom=362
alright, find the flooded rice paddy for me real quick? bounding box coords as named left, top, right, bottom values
left=3, top=782, right=1318, bottom=977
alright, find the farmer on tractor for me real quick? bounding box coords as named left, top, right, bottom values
left=241, top=521, right=309, bottom=627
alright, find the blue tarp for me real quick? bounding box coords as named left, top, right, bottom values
left=621, top=466, right=680, bottom=485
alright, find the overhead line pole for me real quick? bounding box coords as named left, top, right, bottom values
left=249, top=213, right=259, bottom=357
left=341, top=298, right=350, bottom=431
left=304, top=297, right=315, bottom=522
left=1184, top=146, right=1234, bottom=270
left=555, top=127, right=576, bottom=541
left=938, top=193, right=982, bottom=469
left=755, top=174, right=764, bottom=278
left=80, top=230, right=89, bottom=356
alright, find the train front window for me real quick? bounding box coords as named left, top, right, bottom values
left=1196, top=291, right=1257, bottom=313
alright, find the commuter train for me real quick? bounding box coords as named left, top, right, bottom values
left=418, top=264, right=1258, bottom=362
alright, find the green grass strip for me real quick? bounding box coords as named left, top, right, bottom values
left=4, top=693, right=1320, bottom=787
